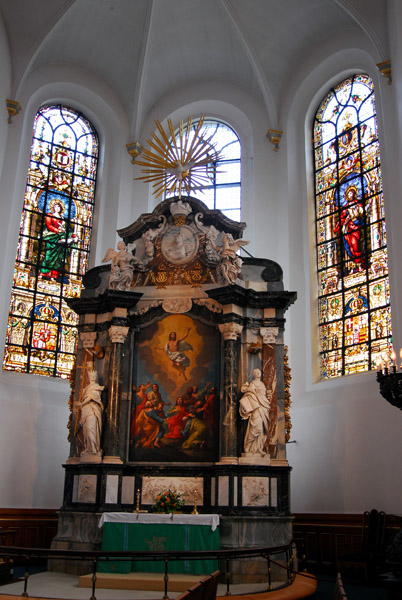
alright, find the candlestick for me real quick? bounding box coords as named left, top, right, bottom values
left=392, top=350, right=397, bottom=373
left=191, top=490, right=199, bottom=515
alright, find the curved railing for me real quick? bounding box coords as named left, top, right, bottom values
left=0, top=543, right=296, bottom=598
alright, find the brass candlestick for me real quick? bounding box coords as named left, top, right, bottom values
left=191, top=490, right=199, bottom=515
left=133, top=489, right=147, bottom=513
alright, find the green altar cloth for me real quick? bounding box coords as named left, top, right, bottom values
left=98, top=513, right=220, bottom=575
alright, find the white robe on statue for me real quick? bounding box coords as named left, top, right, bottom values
left=239, top=375, right=270, bottom=455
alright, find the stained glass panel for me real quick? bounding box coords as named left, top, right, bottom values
left=3, top=105, right=98, bottom=379
left=313, top=74, right=392, bottom=379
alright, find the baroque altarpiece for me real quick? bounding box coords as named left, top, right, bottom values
left=52, top=196, right=296, bottom=572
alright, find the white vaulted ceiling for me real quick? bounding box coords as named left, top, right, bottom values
left=0, top=0, right=389, bottom=130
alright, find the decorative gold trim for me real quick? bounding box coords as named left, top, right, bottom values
left=6, top=99, right=22, bottom=124
left=126, top=141, right=143, bottom=163
left=376, top=60, right=392, bottom=85
left=266, top=129, right=283, bottom=152
left=135, top=115, right=222, bottom=198
left=284, top=345, right=292, bottom=443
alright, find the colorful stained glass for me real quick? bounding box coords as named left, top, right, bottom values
left=314, top=75, right=392, bottom=379
left=3, top=105, right=98, bottom=379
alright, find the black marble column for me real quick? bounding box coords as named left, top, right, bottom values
left=103, top=325, right=129, bottom=463
left=218, top=322, right=243, bottom=463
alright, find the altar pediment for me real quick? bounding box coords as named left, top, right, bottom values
left=106, top=196, right=249, bottom=288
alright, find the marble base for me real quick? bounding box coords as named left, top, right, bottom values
left=49, top=511, right=102, bottom=575
left=219, top=514, right=293, bottom=583
left=271, top=458, right=289, bottom=467
left=80, top=452, right=102, bottom=464
left=239, top=453, right=271, bottom=466
left=216, top=457, right=239, bottom=465
left=102, top=455, right=123, bottom=464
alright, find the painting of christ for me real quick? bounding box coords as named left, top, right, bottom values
left=128, top=314, right=220, bottom=462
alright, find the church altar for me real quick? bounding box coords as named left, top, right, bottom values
left=51, top=196, right=296, bottom=581
left=98, top=513, right=220, bottom=574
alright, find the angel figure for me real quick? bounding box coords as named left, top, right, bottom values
left=214, top=232, right=249, bottom=284
left=102, top=241, right=139, bottom=290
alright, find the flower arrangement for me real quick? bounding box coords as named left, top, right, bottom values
left=152, top=489, right=186, bottom=513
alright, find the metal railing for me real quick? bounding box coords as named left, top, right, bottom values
left=0, top=543, right=295, bottom=599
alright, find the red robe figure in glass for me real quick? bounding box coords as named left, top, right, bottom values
left=334, top=186, right=365, bottom=269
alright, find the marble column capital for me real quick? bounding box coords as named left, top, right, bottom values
left=80, top=331, right=97, bottom=349
left=108, top=325, right=129, bottom=344
left=260, top=326, right=279, bottom=344
left=219, top=322, right=243, bottom=341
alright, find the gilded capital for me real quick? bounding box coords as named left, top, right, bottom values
left=260, top=327, right=279, bottom=344
left=266, top=129, right=283, bottom=152
left=108, top=325, right=129, bottom=344
left=6, top=99, right=22, bottom=124
left=376, top=60, right=392, bottom=85
left=219, top=322, right=243, bottom=341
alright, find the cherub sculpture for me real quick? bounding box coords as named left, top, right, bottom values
left=102, top=241, right=139, bottom=290
left=214, top=232, right=249, bottom=284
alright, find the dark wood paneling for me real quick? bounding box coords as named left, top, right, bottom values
left=293, top=512, right=402, bottom=573
left=0, top=509, right=58, bottom=549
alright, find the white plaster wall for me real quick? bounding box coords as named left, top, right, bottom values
left=0, top=12, right=11, bottom=180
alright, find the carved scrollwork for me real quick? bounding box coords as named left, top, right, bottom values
left=284, top=345, right=292, bottom=443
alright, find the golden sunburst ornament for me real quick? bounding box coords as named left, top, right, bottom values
left=135, top=115, right=222, bottom=199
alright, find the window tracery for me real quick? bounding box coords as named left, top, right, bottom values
left=3, top=105, right=98, bottom=378
left=313, top=74, right=392, bottom=378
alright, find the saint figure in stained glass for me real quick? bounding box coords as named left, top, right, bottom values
left=40, top=197, right=77, bottom=282
left=334, top=185, right=365, bottom=270
left=3, top=105, right=98, bottom=379
left=313, top=74, right=392, bottom=379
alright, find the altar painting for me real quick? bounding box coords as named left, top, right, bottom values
left=129, top=314, right=220, bottom=462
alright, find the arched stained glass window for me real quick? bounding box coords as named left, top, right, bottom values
left=313, top=74, right=392, bottom=379
left=167, top=120, right=241, bottom=221
left=3, top=105, right=98, bottom=379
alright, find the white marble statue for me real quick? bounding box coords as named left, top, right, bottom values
left=239, top=368, right=271, bottom=456
left=214, top=232, right=249, bottom=284
left=77, top=369, right=104, bottom=456
left=140, top=217, right=166, bottom=265
left=102, top=241, right=138, bottom=290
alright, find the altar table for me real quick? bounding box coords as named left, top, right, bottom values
left=98, top=513, right=220, bottom=575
